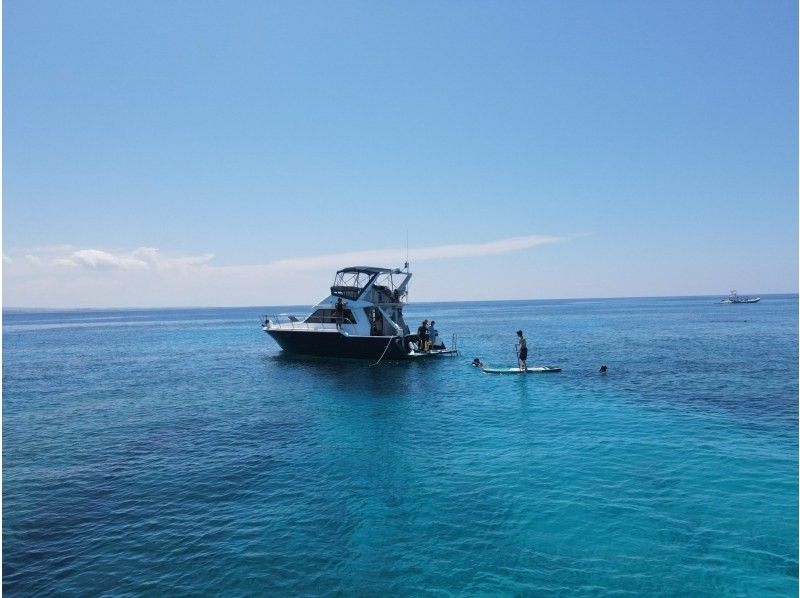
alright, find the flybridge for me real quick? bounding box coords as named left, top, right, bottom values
left=330, top=266, right=411, bottom=304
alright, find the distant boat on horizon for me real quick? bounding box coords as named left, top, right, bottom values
left=719, top=290, right=761, bottom=304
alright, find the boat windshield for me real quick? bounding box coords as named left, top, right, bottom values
left=306, top=308, right=357, bottom=324
left=330, top=270, right=375, bottom=300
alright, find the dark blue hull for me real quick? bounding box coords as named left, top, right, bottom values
left=266, top=329, right=411, bottom=360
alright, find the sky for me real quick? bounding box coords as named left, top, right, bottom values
left=3, top=0, right=797, bottom=307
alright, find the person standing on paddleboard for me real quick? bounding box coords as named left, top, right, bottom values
left=516, top=330, right=528, bottom=371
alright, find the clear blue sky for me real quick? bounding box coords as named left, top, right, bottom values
left=4, top=0, right=797, bottom=307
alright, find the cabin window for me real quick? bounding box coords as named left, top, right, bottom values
left=305, top=309, right=357, bottom=324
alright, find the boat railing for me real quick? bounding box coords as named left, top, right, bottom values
left=261, top=313, right=339, bottom=332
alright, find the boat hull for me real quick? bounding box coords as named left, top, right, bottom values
left=266, top=329, right=411, bottom=360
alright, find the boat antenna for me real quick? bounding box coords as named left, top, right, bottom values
left=404, top=230, right=409, bottom=271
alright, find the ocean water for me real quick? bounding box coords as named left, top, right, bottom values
left=3, top=296, right=797, bottom=596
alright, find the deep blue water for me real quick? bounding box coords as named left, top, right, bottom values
left=4, top=296, right=798, bottom=595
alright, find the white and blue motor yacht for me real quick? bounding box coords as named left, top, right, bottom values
left=262, top=266, right=455, bottom=360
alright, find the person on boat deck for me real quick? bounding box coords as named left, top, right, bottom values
left=335, top=298, right=345, bottom=328
left=371, top=311, right=383, bottom=336
left=417, top=320, right=429, bottom=351
left=516, top=330, right=528, bottom=371
left=428, top=320, right=438, bottom=349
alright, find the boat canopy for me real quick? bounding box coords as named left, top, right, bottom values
left=331, top=269, right=372, bottom=300
left=330, top=266, right=409, bottom=301
left=336, top=266, right=397, bottom=275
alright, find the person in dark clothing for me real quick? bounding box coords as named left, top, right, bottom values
left=371, top=310, right=383, bottom=336
left=516, top=330, right=528, bottom=371
left=335, top=298, right=345, bottom=328
left=417, top=320, right=429, bottom=351
left=599, top=365, right=608, bottom=374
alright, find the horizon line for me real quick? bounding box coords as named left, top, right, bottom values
left=3, top=291, right=796, bottom=312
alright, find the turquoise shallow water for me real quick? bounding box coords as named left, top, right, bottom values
left=3, top=296, right=798, bottom=595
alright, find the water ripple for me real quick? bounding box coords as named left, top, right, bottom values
left=3, top=297, right=797, bottom=595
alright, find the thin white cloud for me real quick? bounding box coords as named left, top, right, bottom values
left=412, top=235, right=563, bottom=260
left=15, top=235, right=564, bottom=275
left=136, top=247, right=215, bottom=269
left=3, top=253, right=12, bottom=264
left=264, top=235, right=565, bottom=272
left=48, top=247, right=216, bottom=271
left=3, top=234, right=573, bottom=306
left=67, top=249, right=149, bottom=270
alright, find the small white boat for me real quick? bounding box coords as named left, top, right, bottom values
left=719, top=290, right=760, bottom=304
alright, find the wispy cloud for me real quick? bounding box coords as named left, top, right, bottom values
left=10, top=235, right=565, bottom=275
left=264, top=235, right=565, bottom=272
left=3, top=234, right=573, bottom=307
left=66, top=249, right=149, bottom=270
left=49, top=247, right=216, bottom=271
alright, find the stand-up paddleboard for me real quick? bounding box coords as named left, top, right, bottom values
left=481, top=366, right=561, bottom=374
